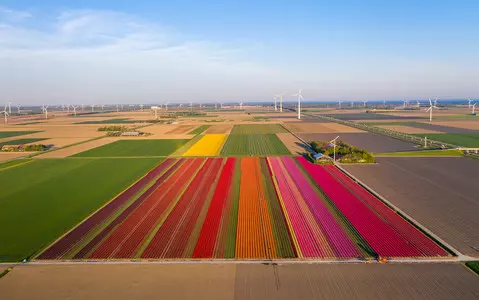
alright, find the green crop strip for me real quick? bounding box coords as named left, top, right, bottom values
left=188, top=125, right=211, bottom=135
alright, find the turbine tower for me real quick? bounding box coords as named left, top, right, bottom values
left=42, top=104, right=49, bottom=119
left=7, top=101, right=12, bottom=114
left=363, top=100, right=367, bottom=108
left=292, top=89, right=304, bottom=120
left=16, top=104, right=21, bottom=113
left=338, top=100, right=342, bottom=109
left=273, top=96, right=277, bottom=111
left=425, top=98, right=439, bottom=122
left=468, top=98, right=473, bottom=108
left=72, top=105, right=79, bottom=116
left=472, top=102, right=476, bottom=115
left=1, top=105, right=9, bottom=124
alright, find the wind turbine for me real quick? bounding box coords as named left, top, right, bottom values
left=151, top=106, right=160, bottom=119
left=16, top=104, right=21, bottom=113
left=363, top=100, right=368, bottom=108
left=472, top=102, right=476, bottom=115
left=273, top=95, right=277, bottom=111
left=350, top=101, right=354, bottom=108
left=468, top=98, right=473, bottom=108
left=292, top=89, right=304, bottom=120
left=71, top=105, right=79, bottom=116
left=239, top=102, right=244, bottom=110
left=329, top=136, right=340, bottom=162
left=403, top=99, right=409, bottom=109
left=434, top=97, right=439, bottom=106
left=91, top=104, right=95, bottom=112
left=1, top=105, right=9, bottom=124
left=101, top=104, right=105, bottom=111
left=66, top=104, right=70, bottom=113
left=81, top=104, right=85, bottom=111
left=425, top=98, right=439, bottom=122
left=42, top=104, right=49, bottom=119
left=139, top=104, right=144, bottom=111
left=338, top=100, right=342, bottom=109
left=7, top=101, right=12, bottom=114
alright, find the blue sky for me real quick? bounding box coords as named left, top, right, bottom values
left=1, top=1, right=478, bottom=104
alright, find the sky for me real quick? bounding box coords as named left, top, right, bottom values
left=1, top=1, right=478, bottom=104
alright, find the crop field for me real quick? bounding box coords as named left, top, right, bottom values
left=39, top=156, right=448, bottom=260
left=220, top=134, right=291, bottom=156
left=299, top=132, right=418, bottom=153
left=0, top=138, right=47, bottom=148
left=230, top=124, right=287, bottom=134
left=75, top=118, right=139, bottom=124
left=412, top=132, right=479, bottom=147
left=72, top=139, right=190, bottom=157
left=183, top=134, right=227, bottom=156
left=344, top=157, right=479, bottom=257
left=0, top=131, right=40, bottom=139
left=0, top=158, right=163, bottom=262
left=188, top=125, right=211, bottom=135
left=323, top=113, right=422, bottom=121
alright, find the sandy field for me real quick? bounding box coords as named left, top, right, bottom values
left=284, top=122, right=363, bottom=133
left=276, top=133, right=309, bottom=155
left=0, top=152, right=29, bottom=163
left=34, top=138, right=116, bottom=158
left=205, top=124, right=233, bottom=134
left=376, top=125, right=444, bottom=134
left=344, top=157, right=479, bottom=257
left=1, top=263, right=477, bottom=300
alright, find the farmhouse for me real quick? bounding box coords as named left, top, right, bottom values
left=1, top=144, right=24, bottom=152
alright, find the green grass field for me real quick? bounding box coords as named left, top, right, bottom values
left=465, top=261, right=479, bottom=275
left=0, top=131, right=39, bottom=139
left=412, top=133, right=479, bottom=147
left=221, top=134, right=290, bottom=156
left=0, top=159, right=32, bottom=170
left=76, top=118, right=140, bottom=124
left=188, top=125, right=211, bottom=135
left=0, top=158, right=162, bottom=262
left=73, top=139, right=190, bottom=157
left=230, top=124, right=287, bottom=134
left=0, top=138, right=47, bottom=148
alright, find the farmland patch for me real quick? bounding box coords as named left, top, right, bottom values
left=73, top=139, right=190, bottom=157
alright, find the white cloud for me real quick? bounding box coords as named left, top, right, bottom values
left=0, top=9, right=289, bottom=104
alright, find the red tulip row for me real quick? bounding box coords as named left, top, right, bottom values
left=323, top=165, right=448, bottom=257
left=297, top=157, right=423, bottom=258
left=141, top=158, right=223, bottom=258
left=38, top=158, right=178, bottom=259
left=193, top=158, right=236, bottom=258
left=89, top=158, right=204, bottom=259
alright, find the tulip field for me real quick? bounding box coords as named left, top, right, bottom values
left=39, top=156, right=449, bottom=260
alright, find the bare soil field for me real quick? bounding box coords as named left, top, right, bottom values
left=376, top=125, right=444, bottom=134
left=8, top=125, right=105, bottom=138
left=0, top=152, right=29, bottom=163
left=285, top=122, right=363, bottom=133
left=34, top=138, right=116, bottom=158
left=165, top=125, right=197, bottom=134
left=432, top=120, right=479, bottom=131
left=37, top=138, right=90, bottom=148
left=344, top=157, right=479, bottom=257
left=1, top=263, right=477, bottom=300
left=351, top=118, right=425, bottom=123
left=276, top=133, right=309, bottom=155
left=299, top=132, right=418, bottom=152
left=205, top=124, right=233, bottom=134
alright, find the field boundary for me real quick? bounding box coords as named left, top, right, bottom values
left=334, top=164, right=465, bottom=259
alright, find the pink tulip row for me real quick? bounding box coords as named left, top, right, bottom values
left=268, top=157, right=325, bottom=257
left=281, top=157, right=360, bottom=258
left=297, top=156, right=424, bottom=258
